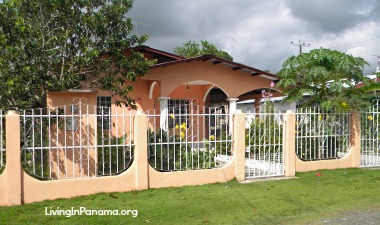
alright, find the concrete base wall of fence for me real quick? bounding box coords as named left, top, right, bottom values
left=294, top=147, right=360, bottom=172
left=148, top=157, right=236, bottom=189
left=21, top=165, right=138, bottom=204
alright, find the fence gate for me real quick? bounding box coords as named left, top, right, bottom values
left=361, top=100, right=380, bottom=168
left=244, top=107, right=284, bottom=178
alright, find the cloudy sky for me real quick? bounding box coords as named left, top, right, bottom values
left=128, top=0, right=380, bottom=75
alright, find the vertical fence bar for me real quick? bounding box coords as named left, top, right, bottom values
left=86, top=104, right=90, bottom=177
left=64, top=105, right=68, bottom=178
left=116, top=107, right=119, bottom=174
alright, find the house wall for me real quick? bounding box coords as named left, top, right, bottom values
left=145, top=61, right=274, bottom=99
left=47, top=78, right=156, bottom=111
left=169, top=85, right=207, bottom=105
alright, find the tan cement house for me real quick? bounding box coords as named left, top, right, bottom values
left=42, top=45, right=282, bottom=180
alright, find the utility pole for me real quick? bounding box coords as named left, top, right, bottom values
left=132, top=21, right=151, bottom=36
left=291, top=40, right=310, bottom=54
left=375, top=55, right=380, bottom=73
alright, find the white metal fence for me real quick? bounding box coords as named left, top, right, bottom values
left=20, top=100, right=134, bottom=180
left=0, top=110, right=5, bottom=174
left=361, top=100, right=380, bottom=167
left=147, top=104, right=233, bottom=171
left=244, top=104, right=284, bottom=178
left=295, top=106, right=351, bottom=161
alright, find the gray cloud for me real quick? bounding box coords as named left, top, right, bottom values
left=128, top=0, right=380, bottom=74
left=285, top=0, right=372, bottom=33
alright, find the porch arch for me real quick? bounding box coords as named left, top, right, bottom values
left=149, top=81, right=159, bottom=99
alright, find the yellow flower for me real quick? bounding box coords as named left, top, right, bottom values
left=180, top=131, right=185, bottom=138
left=175, top=124, right=179, bottom=129
left=341, top=102, right=348, bottom=107
left=209, top=135, right=215, bottom=141
left=318, top=115, right=323, bottom=121
left=180, top=122, right=187, bottom=129
left=368, top=115, right=374, bottom=121
left=170, top=114, right=175, bottom=119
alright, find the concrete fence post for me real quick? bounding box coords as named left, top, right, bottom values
left=233, top=110, right=246, bottom=182
left=350, top=109, right=361, bottom=168
left=283, top=110, right=296, bottom=177
left=5, top=110, right=22, bottom=205
left=134, top=111, right=149, bottom=190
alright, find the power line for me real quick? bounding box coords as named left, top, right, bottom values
left=329, top=36, right=380, bottom=49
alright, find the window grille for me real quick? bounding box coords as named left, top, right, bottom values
left=97, top=96, right=111, bottom=130
left=168, top=99, right=189, bottom=127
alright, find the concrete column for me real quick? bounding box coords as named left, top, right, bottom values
left=134, top=111, right=149, bottom=190
left=227, top=98, right=239, bottom=133
left=158, top=97, right=170, bottom=132
left=350, top=110, right=361, bottom=168
left=233, top=110, right=246, bottom=181
left=6, top=110, right=22, bottom=205
left=283, top=110, right=296, bottom=177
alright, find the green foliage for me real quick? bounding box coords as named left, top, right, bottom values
left=97, top=133, right=133, bottom=176
left=148, top=128, right=218, bottom=171
left=174, top=40, right=233, bottom=61
left=0, top=0, right=154, bottom=109
left=276, top=48, right=373, bottom=110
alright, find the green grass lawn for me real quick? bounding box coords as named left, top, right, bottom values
left=0, top=168, right=379, bottom=225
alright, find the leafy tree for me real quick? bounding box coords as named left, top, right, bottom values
left=276, top=48, right=374, bottom=110
left=0, top=0, right=154, bottom=109
left=174, top=40, right=233, bottom=61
